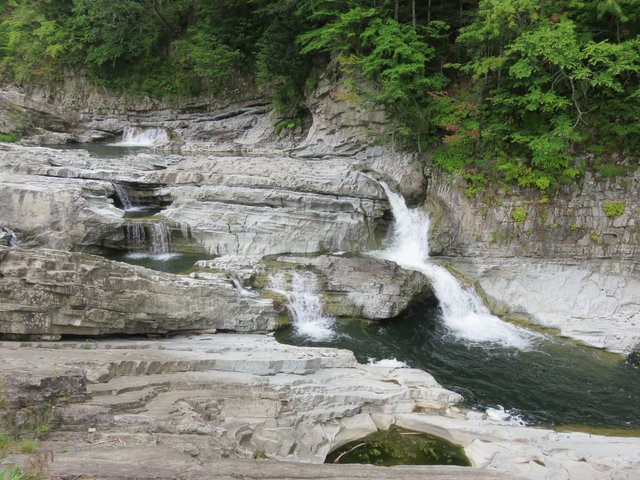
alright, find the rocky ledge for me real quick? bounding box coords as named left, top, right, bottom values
left=451, top=257, right=640, bottom=354
left=1, top=335, right=639, bottom=480
left=0, top=246, right=280, bottom=339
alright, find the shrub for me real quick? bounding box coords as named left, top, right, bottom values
left=0, top=133, right=20, bottom=143
left=512, top=205, right=528, bottom=224
left=603, top=201, right=625, bottom=218
left=598, top=164, right=627, bottom=178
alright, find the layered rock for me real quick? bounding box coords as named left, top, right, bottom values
left=2, top=335, right=638, bottom=480
left=156, top=155, right=386, bottom=256
left=451, top=257, right=640, bottom=354
left=0, top=173, right=122, bottom=250
left=427, top=170, right=640, bottom=263
left=0, top=247, right=280, bottom=339
left=271, top=254, right=434, bottom=319
left=0, top=143, right=388, bottom=255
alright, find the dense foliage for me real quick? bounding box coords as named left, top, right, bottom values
left=1, top=0, right=638, bottom=190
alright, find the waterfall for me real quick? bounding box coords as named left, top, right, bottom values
left=231, top=275, right=260, bottom=297
left=124, top=221, right=178, bottom=260
left=268, top=272, right=335, bottom=341
left=125, top=224, right=146, bottom=249
left=117, top=126, right=168, bottom=147
left=0, top=227, right=18, bottom=247
left=150, top=222, right=173, bottom=258
left=375, top=182, right=536, bottom=350
left=113, top=183, right=133, bottom=211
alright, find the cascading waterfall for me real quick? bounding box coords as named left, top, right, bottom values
left=231, top=275, right=260, bottom=297
left=118, top=126, right=168, bottom=147
left=268, top=272, right=335, bottom=341
left=375, top=182, right=537, bottom=350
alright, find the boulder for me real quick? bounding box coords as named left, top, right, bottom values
left=273, top=254, right=435, bottom=319
left=0, top=171, right=123, bottom=250
left=0, top=247, right=281, bottom=339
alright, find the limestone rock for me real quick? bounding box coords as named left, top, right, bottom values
left=1, top=335, right=638, bottom=480
left=0, top=143, right=388, bottom=256
left=274, top=254, right=435, bottom=319
left=427, top=170, right=640, bottom=262
left=0, top=247, right=280, bottom=338
left=452, top=257, right=640, bottom=354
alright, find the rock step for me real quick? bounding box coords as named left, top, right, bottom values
left=86, top=386, right=161, bottom=414
left=6, top=444, right=511, bottom=479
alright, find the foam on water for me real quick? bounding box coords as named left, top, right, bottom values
left=367, top=358, right=408, bottom=368
left=374, top=182, right=536, bottom=350
left=231, top=275, right=260, bottom=297
left=125, top=251, right=181, bottom=261
left=117, top=126, right=168, bottom=147
left=269, top=272, right=335, bottom=341
left=485, top=406, right=528, bottom=426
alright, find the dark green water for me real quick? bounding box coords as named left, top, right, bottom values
left=277, top=305, right=640, bottom=430
left=104, top=252, right=213, bottom=274
left=325, top=426, right=470, bottom=466
left=48, top=143, right=151, bottom=158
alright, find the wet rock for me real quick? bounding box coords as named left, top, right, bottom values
left=0, top=247, right=280, bottom=339
left=453, top=258, right=640, bottom=354
left=273, top=254, right=435, bottom=319
left=1, top=335, right=638, bottom=480
left=627, top=344, right=640, bottom=368
left=0, top=227, right=18, bottom=247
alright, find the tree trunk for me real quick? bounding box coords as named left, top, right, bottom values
left=395, top=0, right=399, bottom=21
left=412, top=0, right=416, bottom=28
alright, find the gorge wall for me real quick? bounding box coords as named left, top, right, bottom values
left=1, top=72, right=639, bottom=353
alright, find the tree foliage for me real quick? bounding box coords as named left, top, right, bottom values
left=0, top=0, right=638, bottom=190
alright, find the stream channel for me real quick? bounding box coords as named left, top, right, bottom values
left=62, top=142, right=640, bottom=433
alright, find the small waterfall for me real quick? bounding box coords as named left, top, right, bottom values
left=375, top=182, right=536, bottom=350
left=0, top=227, right=18, bottom=247
left=125, top=224, right=146, bottom=249
left=113, top=183, right=133, bottom=211
left=231, top=275, right=260, bottom=297
left=118, top=126, right=168, bottom=147
left=124, top=221, right=179, bottom=260
left=269, top=272, right=335, bottom=341
left=150, top=222, right=173, bottom=258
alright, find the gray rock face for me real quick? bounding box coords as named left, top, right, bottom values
left=452, top=258, right=640, bottom=353
left=0, top=247, right=280, bottom=338
left=427, top=170, right=640, bottom=262
left=0, top=170, right=123, bottom=250
left=273, top=254, right=434, bottom=319
left=2, top=335, right=638, bottom=480
left=0, top=143, right=388, bottom=256
left=155, top=155, right=386, bottom=256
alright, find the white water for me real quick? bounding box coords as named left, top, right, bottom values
left=367, top=358, right=408, bottom=368
left=231, top=275, right=260, bottom=297
left=375, top=182, right=536, bottom=350
left=268, top=272, right=335, bottom=341
left=1, top=227, right=18, bottom=247
left=117, top=126, right=168, bottom=147
left=125, top=224, right=146, bottom=248
left=113, top=183, right=133, bottom=211
left=124, top=221, right=180, bottom=261
left=485, top=405, right=527, bottom=426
